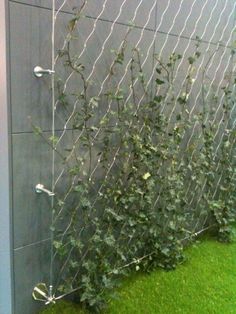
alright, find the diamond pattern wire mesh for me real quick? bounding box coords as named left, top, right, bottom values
left=33, top=0, right=236, bottom=303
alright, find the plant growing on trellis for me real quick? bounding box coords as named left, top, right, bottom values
left=31, top=10, right=236, bottom=312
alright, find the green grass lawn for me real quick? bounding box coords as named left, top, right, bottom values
left=40, top=233, right=236, bottom=314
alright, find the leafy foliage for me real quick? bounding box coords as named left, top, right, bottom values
left=33, top=11, right=236, bottom=312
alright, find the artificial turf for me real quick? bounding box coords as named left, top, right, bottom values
left=40, top=232, right=236, bottom=314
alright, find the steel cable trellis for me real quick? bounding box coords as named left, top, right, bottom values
left=32, top=0, right=236, bottom=308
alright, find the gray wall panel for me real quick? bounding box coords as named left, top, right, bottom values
left=0, top=0, right=13, bottom=313
left=14, top=240, right=51, bottom=314
left=10, top=2, right=53, bottom=133
left=9, top=0, right=157, bottom=30
left=12, top=133, right=52, bottom=248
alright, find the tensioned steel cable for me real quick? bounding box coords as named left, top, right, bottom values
left=50, top=0, right=159, bottom=294
left=49, top=0, right=56, bottom=299
left=54, top=0, right=149, bottom=188
left=91, top=0, right=222, bottom=203
left=153, top=0, right=235, bottom=208
left=79, top=1, right=232, bottom=240
left=45, top=0, right=236, bottom=300
left=52, top=1, right=157, bottom=230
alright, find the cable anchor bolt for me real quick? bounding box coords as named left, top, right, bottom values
left=33, top=66, right=55, bottom=78
left=35, top=184, right=55, bottom=197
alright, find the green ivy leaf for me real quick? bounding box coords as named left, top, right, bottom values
left=155, top=78, right=165, bottom=85
left=142, top=172, right=151, bottom=180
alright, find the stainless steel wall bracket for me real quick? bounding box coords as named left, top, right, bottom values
left=33, top=66, right=55, bottom=78
left=35, top=184, right=55, bottom=197
left=32, top=283, right=56, bottom=305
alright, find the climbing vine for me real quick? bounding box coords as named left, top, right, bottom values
left=32, top=9, right=236, bottom=312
